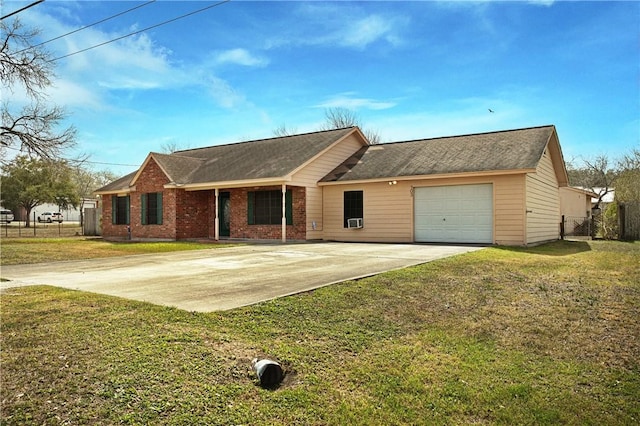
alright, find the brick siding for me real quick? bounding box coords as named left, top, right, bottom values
left=101, top=160, right=307, bottom=241
left=229, top=186, right=306, bottom=240
left=175, top=189, right=212, bottom=239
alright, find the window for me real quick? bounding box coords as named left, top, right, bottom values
left=248, top=190, right=292, bottom=225
left=344, top=190, right=363, bottom=228
left=112, top=195, right=130, bottom=225
left=141, top=192, right=163, bottom=225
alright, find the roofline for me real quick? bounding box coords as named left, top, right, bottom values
left=382, top=124, right=557, bottom=146
left=173, top=126, right=358, bottom=154
left=286, top=127, right=369, bottom=178
left=545, top=126, right=569, bottom=187
left=94, top=186, right=136, bottom=196
left=318, top=168, right=536, bottom=186
left=129, top=153, right=173, bottom=187
left=561, top=186, right=599, bottom=198
left=174, top=177, right=290, bottom=191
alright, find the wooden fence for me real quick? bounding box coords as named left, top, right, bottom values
left=619, top=201, right=640, bottom=241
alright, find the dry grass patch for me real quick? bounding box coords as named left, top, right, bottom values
left=1, top=240, right=638, bottom=425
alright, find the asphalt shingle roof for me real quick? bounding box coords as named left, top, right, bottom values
left=94, top=171, right=137, bottom=193
left=96, top=125, right=558, bottom=193
left=95, top=127, right=357, bottom=192
left=321, top=125, right=555, bottom=182
left=175, top=127, right=356, bottom=184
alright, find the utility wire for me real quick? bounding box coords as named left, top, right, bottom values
left=16, top=0, right=157, bottom=55
left=1, top=146, right=139, bottom=167
left=50, top=0, right=231, bottom=62
left=71, top=159, right=140, bottom=167
left=0, top=0, right=44, bottom=21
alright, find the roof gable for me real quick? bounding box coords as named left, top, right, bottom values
left=321, top=125, right=559, bottom=183
left=94, top=170, right=137, bottom=194
left=95, top=127, right=360, bottom=194
left=180, top=127, right=358, bottom=184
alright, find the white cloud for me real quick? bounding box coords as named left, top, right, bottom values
left=214, top=48, right=269, bottom=67
left=339, top=15, right=402, bottom=49
left=207, top=76, right=247, bottom=109
left=316, top=93, right=397, bottom=111
left=47, top=79, right=102, bottom=109
left=265, top=5, right=406, bottom=51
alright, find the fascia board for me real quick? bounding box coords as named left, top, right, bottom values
left=178, top=177, right=290, bottom=191
left=317, top=169, right=534, bottom=186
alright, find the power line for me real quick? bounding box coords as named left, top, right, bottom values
left=16, top=0, right=157, bottom=55
left=50, top=0, right=231, bottom=62
left=0, top=146, right=139, bottom=167
left=70, top=159, right=140, bottom=167
left=0, top=0, right=44, bottom=21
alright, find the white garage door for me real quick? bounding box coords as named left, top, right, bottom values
left=414, top=184, right=493, bottom=244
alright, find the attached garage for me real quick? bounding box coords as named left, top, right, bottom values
left=320, top=125, right=569, bottom=246
left=414, top=184, right=493, bottom=244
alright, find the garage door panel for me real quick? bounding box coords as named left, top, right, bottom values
left=414, top=184, right=493, bottom=244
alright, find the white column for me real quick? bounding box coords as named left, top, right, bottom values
left=282, top=184, right=287, bottom=243
left=214, top=188, right=219, bottom=241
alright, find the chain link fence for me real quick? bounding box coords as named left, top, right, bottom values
left=561, top=215, right=592, bottom=239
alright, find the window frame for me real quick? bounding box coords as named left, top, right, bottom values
left=248, top=189, right=292, bottom=225
left=343, top=190, right=363, bottom=228
left=141, top=192, right=163, bottom=225
left=112, top=195, right=130, bottom=225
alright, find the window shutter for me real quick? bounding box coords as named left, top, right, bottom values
left=141, top=194, right=147, bottom=225
left=112, top=196, right=117, bottom=225
left=247, top=191, right=255, bottom=225
left=285, top=189, right=293, bottom=225
left=125, top=195, right=130, bottom=225
left=157, top=192, right=163, bottom=225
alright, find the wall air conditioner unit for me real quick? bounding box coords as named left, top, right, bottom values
left=347, top=218, right=363, bottom=229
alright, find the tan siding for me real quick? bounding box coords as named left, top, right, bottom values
left=290, top=134, right=365, bottom=239
left=526, top=149, right=560, bottom=244
left=322, top=174, right=527, bottom=245
left=560, top=188, right=591, bottom=218
left=494, top=174, right=526, bottom=245
left=322, top=181, right=413, bottom=242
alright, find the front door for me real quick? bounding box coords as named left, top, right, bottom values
left=218, top=192, right=231, bottom=237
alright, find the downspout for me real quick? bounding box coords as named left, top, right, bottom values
left=214, top=188, right=219, bottom=241
left=282, top=184, right=287, bottom=243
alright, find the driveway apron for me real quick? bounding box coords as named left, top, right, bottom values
left=1, top=243, right=482, bottom=312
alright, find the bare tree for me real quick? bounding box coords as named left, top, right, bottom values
left=320, top=107, right=381, bottom=144
left=0, top=18, right=76, bottom=161
left=71, top=166, right=118, bottom=226
left=160, top=141, right=191, bottom=154
left=272, top=123, right=298, bottom=137
left=567, top=154, right=616, bottom=208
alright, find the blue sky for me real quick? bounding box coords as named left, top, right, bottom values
left=5, top=0, right=639, bottom=176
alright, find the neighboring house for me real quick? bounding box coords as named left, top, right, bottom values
left=559, top=187, right=598, bottom=238
left=560, top=187, right=596, bottom=219
left=14, top=199, right=98, bottom=222
left=95, top=125, right=570, bottom=246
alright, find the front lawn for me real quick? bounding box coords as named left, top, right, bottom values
left=0, top=238, right=232, bottom=265
left=1, top=240, right=638, bottom=425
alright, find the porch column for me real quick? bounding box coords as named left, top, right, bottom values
left=282, top=184, right=287, bottom=243
left=214, top=188, right=219, bottom=241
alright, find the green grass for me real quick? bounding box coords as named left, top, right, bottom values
left=1, top=240, right=638, bottom=424
left=0, top=238, right=234, bottom=265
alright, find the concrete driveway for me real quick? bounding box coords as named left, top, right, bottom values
left=1, top=242, right=482, bottom=312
